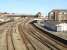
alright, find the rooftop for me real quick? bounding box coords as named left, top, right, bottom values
left=50, top=9, right=67, bottom=12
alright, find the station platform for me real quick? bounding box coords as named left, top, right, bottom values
left=33, top=22, right=67, bottom=45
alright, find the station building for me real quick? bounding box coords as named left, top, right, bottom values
left=44, top=9, right=67, bottom=32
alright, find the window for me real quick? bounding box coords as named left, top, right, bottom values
left=50, top=12, right=53, bottom=15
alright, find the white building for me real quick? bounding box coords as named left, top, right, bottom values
left=56, top=23, right=67, bottom=32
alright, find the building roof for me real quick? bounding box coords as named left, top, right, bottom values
left=51, top=9, right=67, bottom=12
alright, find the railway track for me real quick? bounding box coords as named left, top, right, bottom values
left=0, top=17, right=67, bottom=50
left=18, top=18, right=36, bottom=50
left=27, top=24, right=67, bottom=50
left=18, top=18, right=67, bottom=50
left=18, top=18, right=54, bottom=50
left=31, top=23, right=67, bottom=46
left=6, top=22, right=15, bottom=50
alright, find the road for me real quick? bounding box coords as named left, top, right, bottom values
left=0, top=17, right=67, bottom=50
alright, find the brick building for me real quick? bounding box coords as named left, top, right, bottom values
left=44, top=9, right=67, bottom=32
left=48, top=9, right=67, bottom=22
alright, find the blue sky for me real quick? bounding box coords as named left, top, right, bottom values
left=0, top=0, right=67, bottom=15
